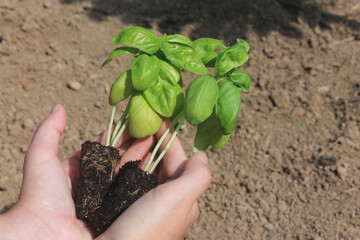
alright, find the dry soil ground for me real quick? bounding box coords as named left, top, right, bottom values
left=1, top=0, right=360, bottom=239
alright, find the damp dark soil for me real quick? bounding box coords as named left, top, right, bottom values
left=75, top=141, right=120, bottom=221
left=75, top=141, right=158, bottom=236
left=88, top=160, right=158, bottom=236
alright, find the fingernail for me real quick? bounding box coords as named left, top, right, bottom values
left=51, top=104, right=61, bottom=114
left=196, top=153, right=208, bottom=165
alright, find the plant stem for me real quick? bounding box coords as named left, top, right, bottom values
left=106, top=106, right=116, bottom=146
left=111, top=104, right=130, bottom=144
left=111, top=118, right=129, bottom=147
left=148, top=115, right=185, bottom=174
left=144, top=111, right=184, bottom=172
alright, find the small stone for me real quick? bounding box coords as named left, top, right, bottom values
left=278, top=200, right=287, bottom=213
left=259, top=199, right=270, bottom=213
left=336, top=166, right=347, bottom=180
left=43, top=1, right=51, bottom=8
left=22, top=118, right=35, bottom=130
left=268, top=208, right=278, bottom=222
left=264, top=223, right=274, bottom=231
left=263, top=47, right=275, bottom=58
left=67, top=81, right=82, bottom=91
left=247, top=181, right=256, bottom=193
left=20, top=145, right=28, bottom=153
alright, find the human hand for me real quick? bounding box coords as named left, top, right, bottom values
left=0, top=104, right=212, bottom=240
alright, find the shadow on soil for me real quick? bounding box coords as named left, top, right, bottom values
left=60, top=0, right=359, bottom=43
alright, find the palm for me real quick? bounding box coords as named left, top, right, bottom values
left=4, top=105, right=211, bottom=240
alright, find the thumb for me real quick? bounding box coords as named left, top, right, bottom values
left=21, top=104, right=68, bottom=198
left=166, top=152, right=212, bottom=206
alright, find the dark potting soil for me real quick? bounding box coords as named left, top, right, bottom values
left=74, top=141, right=158, bottom=236
left=88, top=160, right=158, bottom=236
left=75, top=141, right=120, bottom=221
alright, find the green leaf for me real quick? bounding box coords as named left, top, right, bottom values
left=236, top=39, right=250, bottom=52
left=227, top=69, right=251, bottom=92
left=110, top=27, right=161, bottom=54
left=109, top=70, right=134, bottom=105
left=172, top=84, right=185, bottom=118
left=193, top=112, right=230, bottom=152
left=215, top=42, right=249, bottom=76
left=157, top=59, right=181, bottom=85
left=211, top=134, right=231, bottom=152
left=131, top=54, right=160, bottom=91
left=167, top=34, right=193, bottom=46
left=215, top=81, right=241, bottom=134
left=193, top=38, right=225, bottom=59
left=143, top=59, right=182, bottom=117
left=160, top=41, right=209, bottom=75
left=101, top=47, right=140, bottom=69
left=202, top=51, right=218, bottom=67
left=128, top=93, right=162, bottom=138
left=185, top=75, right=219, bottom=125
left=143, top=81, right=177, bottom=118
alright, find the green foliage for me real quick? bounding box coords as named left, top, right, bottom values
left=101, top=47, right=139, bottom=69
left=110, top=26, right=161, bottom=54
left=194, top=112, right=230, bottom=152
left=185, top=76, right=219, bottom=125
left=215, top=39, right=250, bottom=75
left=128, top=93, right=162, bottom=138
left=131, top=54, right=160, bottom=91
left=215, top=81, right=241, bottom=134
left=104, top=28, right=251, bottom=151
left=160, top=40, right=209, bottom=75
left=167, top=34, right=193, bottom=46
left=193, top=38, right=225, bottom=66
left=227, top=69, right=251, bottom=92
left=143, top=59, right=183, bottom=117
left=109, top=70, right=134, bottom=106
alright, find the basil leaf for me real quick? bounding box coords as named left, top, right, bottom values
left=193, top=112, right=230, bottom=152
left=202, top=51, right=218, bottom=67
left=110, top=27, right=161, bottom=54
left=236, top=39, right=250, bottom=52
left=143, top=59, right=182, bottom=117
left=157, top=59, right=181, bottom=85
left=185, top=75, right=219, bottom=125
left=211, top=134, right=231, bottom=152
left=161, top=41, right=209, bottom=75
left=101, top=47, right=140, bottom=69
left=128, top=93, right=162, bottom=138
left=167, top=34, right=193, bottom=46
left=215, top=41, right=250, bottom=76
left=215, top=81, right=241, bottom=134
left=193, top=38, right=225, bottom=59
left=172, top=84, right=185, bottom=119
left=143, top=81, right=177, bottom=118
left=109, top=70, right=134, bottom=105
left=227, top=69, right=251, bottom=92
left=131, top=54, right=160, bottom=91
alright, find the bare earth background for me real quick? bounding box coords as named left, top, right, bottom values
left=1, top=0, right=360, bottom=239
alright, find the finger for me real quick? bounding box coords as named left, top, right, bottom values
left=92, top=126, right=132, bottom=148
left=187, top=201, right=200, bottom=226
left=155, top=120, right=187, bottom=179
left=117, top=135, right=156, bottom=171
left=24, top=104, right=67, bottom=181
left=139, top=152, right=152, bottom=170
left=21, top=104, right=74, bottom=209
left=162, top=152, right=211, bottom=206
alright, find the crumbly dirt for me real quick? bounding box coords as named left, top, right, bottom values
left=1, top=0, right=359, bottom=239
left=75, top=141, right=120, bottom=222
left=88, top=160, right=158, bottom=237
